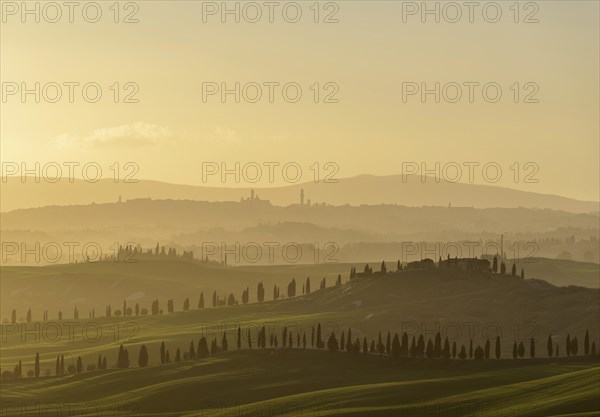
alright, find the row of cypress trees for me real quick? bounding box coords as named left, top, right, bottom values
left=4, top=326, right=596, bottom=381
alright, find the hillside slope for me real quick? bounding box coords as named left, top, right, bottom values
left=1, top=350, right=598, bottom=417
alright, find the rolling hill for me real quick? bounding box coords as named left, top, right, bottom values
left=1, top=349, right=598, bottom=417
left=2, top=264, right=598, bottom=370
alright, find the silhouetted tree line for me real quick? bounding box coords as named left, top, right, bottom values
left=3, top=326, right=597, bottom=381
left=8, top=265, right=348, bottom=323
left=100, top=244, right=195, bottom=263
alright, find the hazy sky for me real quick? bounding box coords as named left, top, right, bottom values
left=1, top=1, right=598, bottom=201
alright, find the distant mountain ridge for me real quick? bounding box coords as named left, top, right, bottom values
left=1, top=174, right=598, bottom=213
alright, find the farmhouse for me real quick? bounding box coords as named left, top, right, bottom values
left=406, top=258, right=435, bottom=269
left=440, top=257, right=490, bottom=273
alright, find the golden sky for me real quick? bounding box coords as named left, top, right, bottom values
left=1, top=1, right=598, bottom=201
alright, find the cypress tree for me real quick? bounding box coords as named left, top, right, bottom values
left=175, top=348, right=181, bottom=363
left=495, top=336, right=501, bottom=359
left=316, top=324, right=323, bottom=349
left=442, top=337, right=450, bottom=359
left=484, top=339, right=490, bottom=359
left=547, top=334, right=553, bottom=357
left=409, top=336, right=416, bottom=357
left=530, top=338, right=535, bottom=358
left=189, top=341, right=196, bottom=359
left=34, top=353, right=40, bottom=377
left=363, top=337, right=368, bottom=354
left=434, top=332, right=442, bottom=358
left=378, top=332, right=384, bottom=355
left=425, top=339, right=434, bottom=358
left=469, top=339, right=473, bottom=359
left=138, top=345, right=149, bottom=367
left=452, top=341, right=457, bottom=359
left=392, top=333, right=401, bottom=358
left=512, top=342, right=518, bottom=359
left=417, top=335, right=425, bottom=358
left=302, top=333, right=307, bottom=349
left=401, top=332, right=409, bottom=357
left=340, top=331, right=346, bottom=351
left=237, top=326, right=242, bottom=350
left=474, top=346, right=484, bottom=360
left=327, top=332, right=339, bottom=352
left=55, top=355, right=60, bottom=376
left=571, top=337, right=579, bottom=355
left=117, top=345, right=129, bottom=369
left=160, top=341, right=166, bottom=364
left=566, top=334, right=571, bottom=356
left=458, top=345, right=466, bottom=359
left=386, top=332, right=391, bottom=355
left=518, top=341, right=525, bottom=358
left=198, top=337, right=209, bottom=358
left=60, top=355, right=64, bottom=375
left=222, top=331, right=228, bottom=352
left=584, top=330, right=590, bottom=355
left=198, top=292, right=205, bottom=308
left=76, top=356, right=83, bottom=374
left=347, top=329, right=353, bottom=353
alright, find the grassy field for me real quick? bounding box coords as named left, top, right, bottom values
left=2, top=264, right=599, bottom=416
left=1, top=349, right=598, bottom=416
left=2, top=267, right=598, bottom=371
left=1, top=256, right=599, bottom=322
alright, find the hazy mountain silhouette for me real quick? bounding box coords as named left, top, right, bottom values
left=2, top=174, right=598, bottom=213
left=2, top=199, right=598, bottom=238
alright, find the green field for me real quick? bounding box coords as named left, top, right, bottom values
left=2, top=263, right=599, bottom=416
left=1, top=350, right=599, bottom=417
left=1, top=256, right=599, bottom=322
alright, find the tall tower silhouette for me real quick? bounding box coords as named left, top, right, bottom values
left=300, top=189, right=304, bottom=205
